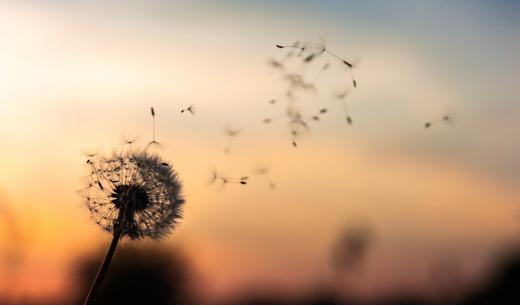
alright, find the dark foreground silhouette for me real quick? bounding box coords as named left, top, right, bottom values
left=2, top=246, right=520, bottom=305
left=71, top=244, right=194, bottom=305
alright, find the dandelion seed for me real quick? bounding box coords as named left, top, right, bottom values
left=424, top=113, right=456, bottom=129
left=285, top=74, right=316, bottom=92
left=121, top=133, right=141, bottom=146
left=268, top=59, right=285, bottom=70
left=270, top=38, right=360, bottom=144
left=321, top=45, right=359, bottom=88
left=304, top=53, right=317, bottom=63
left=262, top=112, right=285, bottom=124
left=276, top=41, right=304, bottom=51
left=223, top=126, right=242, bottom=154
left=181, top=104, right=195, bottom=115
left=335, top=89, right=355, bottom=126
left=146, top=106, right=163, bottom=150
left=307, top=108, right=328, bottom=122
left=342, top=60, right=353, bottom=68
left=207, top=168, right=249, bottom=187
left=253, top=166, right=276, bottom=189
left=79, top=149, right=184, bottom=305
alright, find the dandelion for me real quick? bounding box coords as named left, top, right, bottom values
left=79, top=149, right=184, bottom=305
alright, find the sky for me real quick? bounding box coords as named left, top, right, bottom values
left=0, top=0, right=520, bottom=302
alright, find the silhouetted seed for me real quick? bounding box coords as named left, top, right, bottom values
left=148, top=106, right=158, bottom=147
left=343, top=60, right=353, bottom=68
left=223, top=126, right=242, bottom=154
left=208, top=168, right=250, bottom=187
left=145, top=140, right=162, bottom=150
left=181, top=104, right=195, bottom=115
left=292, top=141, right=297, bottom=147
left=425, top=114, right=455, bottom=129
left=121, top=134, right=140, bottom=146
left=268, top=59, right=284, bottom=69
left=252, top=166, right=277, bottom=189
left=336, top=90, right=349, bottom=100
left=253, top=167, right=269, bottom=175
left=270, top=38, right=360, bottom=145
left=276, top=42, right=306, bottom=55
left=81, top=149, right=99, bottom=162
left=285, top=74, right=315, bottom=91
left=304, top=53, right=316, bottom=63
left=224, top=127, right=241, bottom=137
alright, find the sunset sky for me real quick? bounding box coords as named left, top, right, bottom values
left=1, top=1, right=520, bottom=303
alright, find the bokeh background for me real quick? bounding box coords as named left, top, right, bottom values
left=1, top=1, right=520, bottom=304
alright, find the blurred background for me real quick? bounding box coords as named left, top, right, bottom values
left=1, top=1, right=520, bottom=304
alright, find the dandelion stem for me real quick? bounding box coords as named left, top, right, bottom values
left=83, top=228, right=122, bottom=305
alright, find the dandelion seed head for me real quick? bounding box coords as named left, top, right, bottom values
left=79, top=150, right=184, bottom=240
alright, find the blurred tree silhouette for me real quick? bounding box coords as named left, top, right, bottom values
left=71, top=244, right=194, bottom=305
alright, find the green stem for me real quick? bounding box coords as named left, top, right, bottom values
left=83, top=229, right=122, bottom=305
